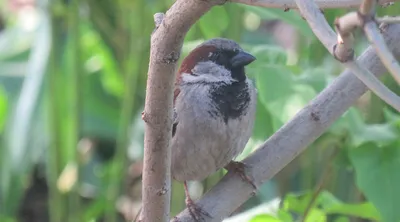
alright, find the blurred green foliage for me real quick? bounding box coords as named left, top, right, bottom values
left=0, top=0, right=399, bottom=222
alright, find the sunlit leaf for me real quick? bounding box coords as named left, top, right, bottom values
left=0, top=86, right=8, bottom=132
left=325, top=202, right=381, bottom=221
left=250, top=214, right=282, bottom=222
left=277, top=209, right=293, bottom=222
left=305, top=208, right=326, bottom=222
left=282, top=191, right=313, bottom=213
left=317, top=191, right=343, bottom=210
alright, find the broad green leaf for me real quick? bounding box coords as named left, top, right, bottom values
left=255, top=65, right=316, bottom=130
left=295, top=67, right=330, bottom=92
left=349, top=142, right=400, bottom=222
left=250, top=214, right=282, bottom=222
left=252, top=96, right=274, bottom=141
left=325, top=202, right=381, bottom=221
left=198, top=6, right=229, bottom=39
left=242, top=5, right=314, bottom=38
left=246, top=45, right=288, bottom=66
left=331, top=108, right=398, bottom=146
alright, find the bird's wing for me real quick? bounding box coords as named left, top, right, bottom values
left=172, top=107, right=178, bottom=137
left=172, top=80, right=181, bottom=138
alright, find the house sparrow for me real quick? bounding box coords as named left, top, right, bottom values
left=171, top=38, right=257, bottom=221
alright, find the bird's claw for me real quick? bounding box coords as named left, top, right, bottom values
left=186, top=198, right=211, bottom=222
left=226, top=161, right=257, bottom=190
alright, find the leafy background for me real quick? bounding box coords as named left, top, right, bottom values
left=0, top=0, right=400, bottom=221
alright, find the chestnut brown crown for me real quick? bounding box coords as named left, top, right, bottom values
left=174, top=38, right=256, bottom=103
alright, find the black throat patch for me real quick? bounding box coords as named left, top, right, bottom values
left=209, top=80, right=250, bottom=123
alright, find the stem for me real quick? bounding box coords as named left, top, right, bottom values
left=48, top=12, right=67, bottom=222
left=302, top=147, right=339, bottom=221
left=67, top=0, right=82, bottom=220
left=105, top=8, right=140, bottom=222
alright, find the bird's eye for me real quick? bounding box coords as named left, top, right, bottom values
left=214, top=52, right=230, bottom=66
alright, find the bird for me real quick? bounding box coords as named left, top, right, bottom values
left=171, top=38, right=257, bottom=221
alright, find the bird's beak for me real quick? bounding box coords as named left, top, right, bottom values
left=231, top=51, right=256, bottom=67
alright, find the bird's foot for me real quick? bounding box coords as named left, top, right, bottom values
left=183, top=181, right=211, bottom=222
left=225, top=161, right=257, bottom=191
left=185, top=197, right=211, bottom=222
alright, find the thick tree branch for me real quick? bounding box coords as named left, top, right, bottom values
left=230, top=0, right=397, bottom=9
left=142, top=0, right=224, bottom=221
left=173, top=23, right=400, bottom=222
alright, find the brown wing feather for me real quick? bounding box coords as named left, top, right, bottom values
left=172, top=45, right=217, bottom=136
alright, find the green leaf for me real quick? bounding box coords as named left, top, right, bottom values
left=333, top=216, right=350, bottom=222
left=349, top=142, right=400, bottom=222
left=250, top=214, right=282, bottom=222
left=325, top=202, right=381, bottom=221
left=296, top=67, right=330, bottom=92
left=242, top=5, right=314, bottom=38
left=252, top=96, right=274, bottom=141
left=282, top=191, right=313, bottom=213
left=246, top=44, right=288, bottom=66
left=317, top=191, right=343, bottom=210
left=0, top=86, right=8, bottom=133
left=255, top=65, right=316, bottom=130
left=331, top=108, right=398, bottom=146
left=198, top=6, right=229, bottom=39
left=277, top=209, right=293, bottom=222
left=81, top=24, right=124, bottom=98
left=305, top=208, right=326, bottom=222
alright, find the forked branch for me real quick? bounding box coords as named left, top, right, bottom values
left=294, top=0, right=400, bottom=112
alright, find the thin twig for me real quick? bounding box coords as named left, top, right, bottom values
left=230, top=0, right=398, bottom=9
left=347, top=61, right=400, bottom=111
left=294, top=0, right=400, bottom=111
left=376, top=16, right=400, bottom=24
left=294, top=0, right=354, bottom=62
left=363, top=18, right=400, bottom=85
left=334, top=12, right=360, bottom=36
left=334, top=12, right=358, bottom=61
